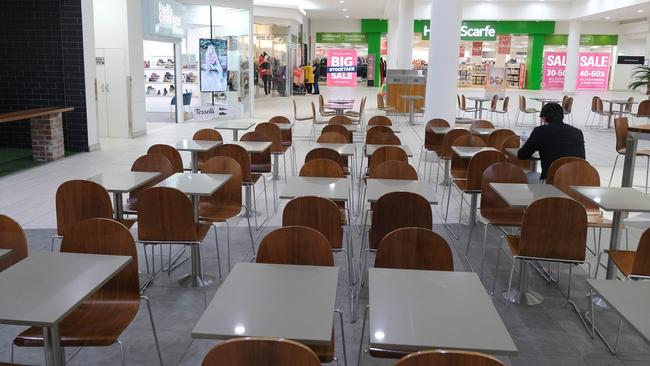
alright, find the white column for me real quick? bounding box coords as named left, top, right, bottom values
left=387, top=17, right=398, bottom=69
left=564, top=20, right=581, bottom=94
left=645, top=24, right=650, bottom=61
left=424, top=0, right=462, bottom=123
left=396, top=0, right=415, bottom=69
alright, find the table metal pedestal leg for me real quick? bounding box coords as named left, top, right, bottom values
left=273, top=154, right=280, bottom=180
left=408, top=99, right=415, bottom=126
left=191, top=151, right=199, bottom=173
left=178, top=195, right=215, bottom=288
left=240, top=185, right=257, bottom=218
left=43, top=325, right=64, bottom=366
left=113, top=192, right=124, bottom=221
left=442, top=160, right=451, bottom=186
left=504, top=260, right=544, bottom=305
left=469, top=194, right=478, bottom=225
left=232, top=130, right=239, bottom=141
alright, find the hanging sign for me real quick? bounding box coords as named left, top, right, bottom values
left=459, top=46, right=465, bottom=58
left=543, top=51, right=611, bottom=90
left=486, top=66, right=506, bottom=98
left=326, top=49, right=358, bottom=87
left=498, top=36, right=511, bottom=55
left=472, top=42, right=483, bottom=57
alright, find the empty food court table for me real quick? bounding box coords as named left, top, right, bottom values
left=280, top=176, right=351, bottom=203
left=490, top=183, right=570, bottom=305
left=401, top=95, right=424, bottom=126
left=359, top=268, right=517, bottom=361
left=155, top=172, right=231, bottom=287
left=365, top=144, right=413, bottom=157
left=192, top=262, right=342, bottom=360
left=365, top=179, right=438, bottom=205
left=325, top=102, right=354, bottom=116
left=571, top=187, right=650, bottom=280
left=0, top=251, right=131, bottom=366
left=465, top=96, right=493, bottom=119
left=232, top=141, right=273, bottom=217
left=89, top=171, right=160, bottom=220
left=603, top=99, right=637, bottom=128
left=175, top=139, right=222, bottom=173
left=451, top=146, right=497, bottom=159
left=470, top=127, right=495, bottom=138
left=586, top=279, right=650, bottom=354
left=213, top=120, right=256, bottom=141
left=312, top=142, right=357, bottom=178
left=531, top=97, right=562, bottom=108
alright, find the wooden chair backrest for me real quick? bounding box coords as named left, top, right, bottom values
left=552, top=161, right=601, bottom=212
left=368, top=146, right=409, bottom=174
left=614, top=117, right=629, bottom=152
left=518, top=95, right=526, bottom=112
left=440, top=129, right=470, bottom=158
left=520, top=197, right=587, bottom=261
left=255, top=122, right=283, bottom=152
left=365, top=125, right=393, bottom=142
left=61, top=218, right=139, bottom=303
left=501, top=96, right=510, bottom=112
left=486, top=129, right=517, bottom=149
left=500, top=135, right=534, bottom=172
left=201, top=156, right=243, bottom=208
left=55, top=180, right=114, bottom=237
left=137, top=187, right=200, bottom=242
left=500, top=134, right=519, bottom=150
left=624, top=97, right=634, bottom=113
left=370, top=192, right=432, bottom=250
left=193, top=128, right=223, bottom=141
left=480, top=162, right=528, bottom=213
left=471, top=120, right=495, bottom=130
left=202, top=337, right=321, bottom=366
left=637, top=99, right=650, bottom=116
left=596, top=98, right=605, bottom=114
left=282, top=197, right=343, bottom=249
left=328, top=115, right=353, bottom=125
left=318, top=131, right=350, bottom=144
left=240, top=132, right=272, bottom=167
left=305, top=148, right=345, bottom=169
left=465, top=150, right=507, bottom=191
left=546, top=156, right=589, bottom=185
left=147, top=144, right=184, bottom=173
left=129, top=153, right=173, bottom=206
left=269, top=116, right=291, bottom=124
left=396, top=350, right=505, bottom=366
left=424, top=118, right=451, bottom=148
left=461, top=95, right=468, bottom=110
left=490, top=95, right=498, bottom=110
left=214, top=144, right=253, bottom=183
left=0, top=214, right=28, bottom=271
left=632, top=228, right=650, bottom=276
left=375, top=228, right=453, bottom=271
left=366, top=132, right=401, bottom=145
left=563, top=97, right=574, bottom=113
left=377, top=93, right=385, bottom=109
left=257, top=226, right=334, bottom=266
left=368, top=115, right=392, bottom=126
left=371, top=160, right=418, bottom=180
left=590, top=96, right=599, bottom=112
left=318, top=95, right=326, bottom=112
left=299, top=159, right=345, bottom=178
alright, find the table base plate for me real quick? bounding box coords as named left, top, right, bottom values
left=177, top=273, right=216, bottom=288
left=503, top=289, right=544, bottom=306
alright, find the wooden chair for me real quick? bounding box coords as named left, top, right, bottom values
left=486, top=129, right=517, bottom=149
left=147, top=144, right=184, bottom=173
left=365, top=125, right=393, bottom=143
left=594, top=97, right=613, bottom=128
left=597, top=227, right=650, bottom=280
left=320, top=125, right=352, bottom=143
left=375, top=228, right=453, bottom=271
left=419, top=118, right=450, bottom=177
left=376, top=92, right=396, bottom=116
left=396, top=350, right=505, bottom=366
left=200, top=156, right=255, bottom=271
left=470, top=120, right=495, bottom=131
left=490, top=96, right=510, bottom=127
left=193, top=129, right=223, bottom=170
left=256, top=226, right=346, bottom=365
left=371, top=160, right=417, bottom=180
left=300, top=158, right=345, bottom=178
left=459, top=95, right=477, bottom=117
left=546, top=156, right=588, bottom=185
left=201, top=337, right=321, bottom=366
left=449, top=135, right=486, bottom=181
left=293, top=100, right=321, bottom=141
left=366, top=145, right=409, bottom=177
left=515, top=95, right=538, bottom=127
left=136, top=187, right=218, bottom=283
left=435, top=129, right=470, bottom=188
left=328, top=115, right=353, bottom=125
left=609, top=117, right=650, bottom=193
left=492, top=197, right=588, bottom=312
left=283, top=196, right=354, bottom=312
left=256, top=122, right=293, bottom=179
left=318, top=95, right=336, bottom=119
left=305, top=148, right=348, bottom=174
left=269, top=116, right=296, bottom=173
left=0, top=215, right=28, bottom=271
left=345, top=96, right=366, bottom=121
left=366, top=132, right=401, bottom=146
left=631, top=99, right=650, bottom=120
left=125, top=153, right=173, bottom=213
left=13, top=218, right=163, bottom=366
left=367, top=115, right=392, bottom=126
left=563, top=96, right=574, bottom=125
left=586, top=96, right=601, bottom=127
left=53, top=180, right=132, bottom=250
left=239, top=133, right=273, bottom=221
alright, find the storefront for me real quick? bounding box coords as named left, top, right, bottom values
left=252, top=23, right=303, bottom=98
left=315, top=32, right=371, bottom=84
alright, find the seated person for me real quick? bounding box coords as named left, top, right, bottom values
left=518, top=102, right=585, bottom=181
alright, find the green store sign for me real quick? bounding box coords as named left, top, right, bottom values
left=414, top=20, right=555, bottom=41
left=544, top=34, right=618, bottom=46
left=316, top=32, right=368, bottom=44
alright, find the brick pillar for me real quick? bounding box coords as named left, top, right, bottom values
left=30, top=113, right=65, bottom=161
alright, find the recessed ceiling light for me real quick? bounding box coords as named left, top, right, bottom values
left=339, top=0, right=344, bottom=3
left=638, top=9, right=644, bottom=13
left=605, top=16, right=611, bottom=19
left=342, top=8, right=348, bottom=11
left=345, top=15, right=350, bottom=18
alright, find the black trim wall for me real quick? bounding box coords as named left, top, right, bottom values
left=0, top=0, right=90, bottom=152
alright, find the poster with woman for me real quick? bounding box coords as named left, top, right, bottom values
left=199, top=38, right=228, bottom=92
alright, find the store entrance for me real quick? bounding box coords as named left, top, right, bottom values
left=144, top=41, right=184, bottom=123
left=254, top=24, right=289, bottom=98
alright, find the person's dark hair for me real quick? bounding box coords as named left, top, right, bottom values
left=540, top=102, right=564, bottom=124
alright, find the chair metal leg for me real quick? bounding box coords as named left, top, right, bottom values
left=480, top=223, right=489, bottom=277
left=50, top=236, right=62, bottom=251
left=645, top=156, right=649, bottom=194
left=210, top=224, right=222, bottom=281
left=608, top=155, right=620, bottom=187
left=505, top=258, right=517, bottom=311
left=243, top=205, right=256, bottom=261
left=116, top=340, right=126, bottom=366
left=335, top=309, right=348, bottom=366
left=491, top=237, right=505, bottom=296
left=141, top=296, right=164, bottom=366
left=356, top=306, right=369, bottom=366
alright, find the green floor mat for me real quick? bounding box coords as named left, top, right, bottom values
left=0, top=148, right=43, bottom=177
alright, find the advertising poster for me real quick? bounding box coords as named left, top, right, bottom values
left=498, top=36, right=511, bottom=55
left=543, top=51, right=611, bottom=90
left=459, top=46, right=465, bottom=58
left=199, top=38, right=228, bottom=93
left=486, top=66, right=506, bottom=98
left=326, top=48, right=357, bottom=87
left=367, top=54, right=376, bottom=82
left=472, top=42, right=483, bottom=56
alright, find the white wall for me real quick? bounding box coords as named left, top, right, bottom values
left=309, top=19, right=361, bottom=59
left=612, top=37, right=646, bottom=90
left=81, top=0, right=99, bottom=150
left=554, top=21, right=620, bottom=34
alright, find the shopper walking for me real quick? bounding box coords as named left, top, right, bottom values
left=312, top=60, right=320, bottom=95
left=303, top=62, right=314, bottom=94
left=260, top=55, right=272, bottom=95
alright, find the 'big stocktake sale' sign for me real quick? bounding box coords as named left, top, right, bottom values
left=543, top=51, right=611, bottom=90
left=327, top=49, right=357, bottom=87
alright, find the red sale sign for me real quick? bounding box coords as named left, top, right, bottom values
left=327, top=49, right=357, bottom=87
left=543, top=51, right=611, bottom=90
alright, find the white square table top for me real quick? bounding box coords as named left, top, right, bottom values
left=602, top=99, right=637, bottom=105
left=451, top=146, right=497, bottom=159
left=88, top=171, right=160, bottom=193
left=279, top=177, right=349, bottom=202
left=369, top=268, right=517, bottom=355
left=329, top=98, right=355, bottom=104
left=490, top=183, right=569, bottom=209
left=272, top=122, right=295, bottom=131
left=531, top=97, right=562, bottom=103
left=465, top=96, right=493, bottom=102
left=366, top=179, right=438, bottom=205
left=324, top=103, right=353, bottom=110
left=504, top=148, right=540, bottom=160
left=455, top=118, right=479, bottom=125
left=0, top=251, right=131, bottom=327
left=587, top=279, right=650, bottom=344
left=311, top=143, right=356, bottom=156
left=0, top=249, right=12, bottom=261
left=367, top=125, right=401, bottom=133
left=232, top=141, right=272, bottom=154
left=365, top=144, right=413, bottom=157
left=471, top=128, right=495, bottom=136
left=213, top=120, right=256, bottom=131
left=430, top=127, right=452, bottom=135
left=571, top=187, right=650, bottom=213
left=174, top=139, right=222, bottom=152
left=192, top=263, right=339, bottom=346
left=155, top=172, right=231, bottom=196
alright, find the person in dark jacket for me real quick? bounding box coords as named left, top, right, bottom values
left=518, top=102, right=585, bottom=180
left=312, top=60, right=320, bottom=95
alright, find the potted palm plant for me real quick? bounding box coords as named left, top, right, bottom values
left=629, top=66, right=650, bottom=95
